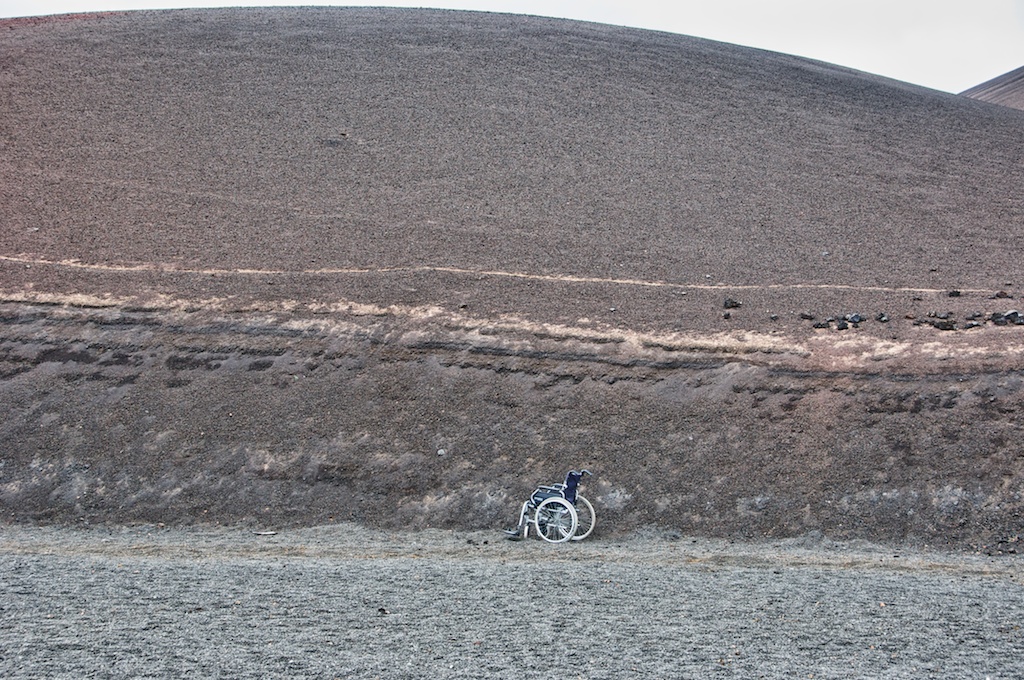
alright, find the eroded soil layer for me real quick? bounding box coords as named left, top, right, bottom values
left=2, top=301, right=1022, bottom=548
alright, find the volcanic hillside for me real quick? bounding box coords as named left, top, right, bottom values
left=962, top=64, right=1024, bottom=112
left=2, top=8, right=1023, bottom=546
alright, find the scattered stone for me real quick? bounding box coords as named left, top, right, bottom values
left=964, top=321, right=982, bottom=329
left=799, top=312, right=815, bottom=320
left=947, top=290, right=961, bottom=297
left=875, top=312, right=889, bottom=323
left=812, top=321, right=829, bottom=329
left=931, top=319, right=956, bottom=331
left=981, top=535, right=1021, bottom=556
left=844, top=313, right=865, bottom=324
left=769, top=314, right=778, bottom=321
left=990, top=310, right=1023, bottom=326
left=835, top=319, right=849, bottom=330
left=723, top=311, right=731, bottom=320
left=723, top=298, right=742, bottom=309
left=965, top=311, right=984, bottom=321
left=992, top=291, right=1014, bottom=299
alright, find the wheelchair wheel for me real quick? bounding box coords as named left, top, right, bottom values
left=534, top=497, right=577, bottom=543
left=571, top=495, right=595, bottom=541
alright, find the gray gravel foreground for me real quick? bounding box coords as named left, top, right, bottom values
left=2, top=525, right=1023, bottom=679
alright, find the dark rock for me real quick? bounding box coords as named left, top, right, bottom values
left=723, top=298, right=742, bottom=309
left=875, top=312, right=889, bottom=323
left=812, top=321, right=830, bottom=329
left=723, top=311, right=731, bottom=320
left=835, top=320, right=849, bottom=330
left=931, top=319, right=956, bottom=331
left=799, top=312, right=815, bottom=320
left=965, top=311, right=984, bottom=321
left=845, top=313, right=865, bottom=324
left=993, top=291, right=1014, bottom=299
left=947, top=290, right=961, bottom=297
left=990, top=310, right=1021, bottom=326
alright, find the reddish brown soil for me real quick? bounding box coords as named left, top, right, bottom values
left=1, top=8, right=1023, bottom=547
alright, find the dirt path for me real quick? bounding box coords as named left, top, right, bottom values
left=2, top=524, right=1022, bottom=679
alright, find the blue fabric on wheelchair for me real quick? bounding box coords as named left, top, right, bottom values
left=530, top=471, right=583, bottom=507
left=531, top=489, right=560, bottom=506
left=562, top=471, right=582, bottom=505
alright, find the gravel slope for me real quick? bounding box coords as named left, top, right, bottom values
left=3, top=8, right=1024, bottom=328
left=2, top=524, right=1023, bottom=679
left=2, top=8, right=1024, bottom=545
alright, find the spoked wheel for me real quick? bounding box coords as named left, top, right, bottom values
left=571, top=495, right=595, bottom=541
left=534, top=497, right=578, bottom=543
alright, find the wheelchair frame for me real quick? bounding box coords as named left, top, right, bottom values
left=506, top=469, right=595, bottom=543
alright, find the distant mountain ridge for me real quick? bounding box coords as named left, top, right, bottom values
left=961, top=64, right=1024, bottom=110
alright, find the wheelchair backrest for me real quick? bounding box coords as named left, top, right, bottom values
left=562, top=470, right=585, bottom=504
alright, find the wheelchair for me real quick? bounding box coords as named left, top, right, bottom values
left=504, top=469, right=595, bottom=543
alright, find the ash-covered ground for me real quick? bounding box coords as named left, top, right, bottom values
left=2, top=524, right=1023, bottom=679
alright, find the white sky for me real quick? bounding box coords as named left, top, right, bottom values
left=1, top=0, right=1022, bottom=93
